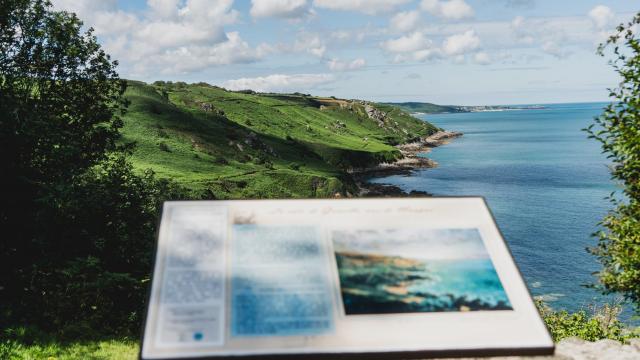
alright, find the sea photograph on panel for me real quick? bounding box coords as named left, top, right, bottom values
left=333, top=228, right=512, bottom=315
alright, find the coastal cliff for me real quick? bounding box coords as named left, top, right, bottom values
left=353, top=131, right=463, bottom=176
left=354, top=130, right=463, bottom=196
left=120, top=81, right=441, bottom=198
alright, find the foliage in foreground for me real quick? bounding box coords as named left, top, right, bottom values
left=537, top=301, right=638, bottom=342
left=0, top=0, right=190, bottom=338
left=1, top=327, right=137, bottom=360
left=0, top=0, right=437, bottom=341
left=586, top=12, right=640, bottom=314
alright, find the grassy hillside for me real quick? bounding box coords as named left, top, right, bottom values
left=120, top=81, right=439, bottom=198
left=383, top=102, right=463, bottom=114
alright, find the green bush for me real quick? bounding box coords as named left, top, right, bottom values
left=536, top=301, right=637, bottom=342
left=0, top=0, right=192, bottom=339
left=158, top=141, right=171, bottom=152
left=4, top=154, right=189, bottom=338
left=289, top=162, right=301, bottom=170
left=586, top=12, right=640, bottom=313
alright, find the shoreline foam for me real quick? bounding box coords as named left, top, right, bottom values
left=354, top=130, right=463, bottom=196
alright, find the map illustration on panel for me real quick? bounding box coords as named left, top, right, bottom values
left=332, top=228, right=512, bottom=315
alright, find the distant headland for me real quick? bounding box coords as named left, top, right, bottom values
left=385, top=102, right=547, bottom=115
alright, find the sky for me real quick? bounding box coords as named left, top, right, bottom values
left=51, top=0, right=639, bottom=105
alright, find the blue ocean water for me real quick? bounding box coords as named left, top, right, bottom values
left=371, top=103, right=619, bottom=313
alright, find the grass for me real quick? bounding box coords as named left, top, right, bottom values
left=1, top=339, right=138, bottom=360
left=1, top=327, right=138, bottom=359
left=119, top=81, right=439, bottom=198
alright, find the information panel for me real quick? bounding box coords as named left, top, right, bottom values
left=141, top=198, right=554, bottom=359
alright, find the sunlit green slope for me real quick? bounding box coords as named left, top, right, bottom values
left=120, top=81, right=439, bottom=198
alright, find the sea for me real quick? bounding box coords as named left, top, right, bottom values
left=370, top=102, right=623, bottom=315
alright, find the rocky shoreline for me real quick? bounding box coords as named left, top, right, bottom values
left=355, top=130, right=463, bottom=197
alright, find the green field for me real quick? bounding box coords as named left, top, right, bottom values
left=1, top=342, right=137, bottom=360
left=1, top=333, right=138, bottom=360
left=121, top=81, right=439, bottom=198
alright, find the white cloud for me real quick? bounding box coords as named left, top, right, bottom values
left=502, top=14, right=605, bottom=57
left=411, top=48, right=442, bottom=61
left=380, top=11, right=613, bottom=64
left=308, top=46, right=326, bottom=57
left=250, top=0, right=311, bottom=19
left=53, top=0, right=118, bottom=16
left=152, top=32, right=267, bottom=74
left=134, top=20, right=225, bottom=49
left=420, top=15, right=599, bottom=52
left=328, top=26, right=387, bottom=43
left=327, top=58, right=366, bottom=71
left=390, top=10, right=422, bottom=33
left=510, top=15, right=534, bottom=44
left=88, top=10, right=139, bottom=36
left=588, top=5, right=614, bottom=30
left=420, top=0, right=474, bottom=20
left=541, top=41, right=571, bottom=59
left=53, top=0, right=617, bottom=80
left=267, top=29, right=364, bottom=59
left=50, top=0, right=261, bottom=76
left=381, top=29, right=483, bottom=63
left=473, top=52, right=491, bottom=65
left=381, top=32, right=432, bottom=53
left=313, top=0, right=410, bottom=15
left=223, top=73, right=335, bottom=92
left=452, top=54, right=465, bottom=64
left=442, top=29, right=480, bottom=55
left=178, top=0, right=240, bottom=28
left=330, top=30, right=352, bottom=41
left=148, top=0, right=181, bottom=18
left=390, top=47, right=442, bottom=63
left=293, top=32, right=327, bottom=57
left=504, top=0, right=535, bottom=8
left=511, top=15, right=525, bottom=28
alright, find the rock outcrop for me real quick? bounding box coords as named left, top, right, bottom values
left=196, top=101, right=225, bottom=116
left=396, top=130, right=463, bottom=153
left=243, top=131, right=276, bottom=156
left=351, top=130, right=463, bottom=178
left=364, top=103, right=387, bottom=127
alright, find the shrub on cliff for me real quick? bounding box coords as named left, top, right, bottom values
left=586, top=12, right=640, bottom=314
left=536, top=301, right=636, bottom=342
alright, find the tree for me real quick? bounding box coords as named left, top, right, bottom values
left=0, top=0, right=126, bottom=182
left=587, top=12, right=640, bottom=313
left=0, top=1, right=190, bottom=337
left=0, top=0, right=126, bottom=328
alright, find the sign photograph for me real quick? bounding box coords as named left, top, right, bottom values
left=140, top=198, right=554, bottom=359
